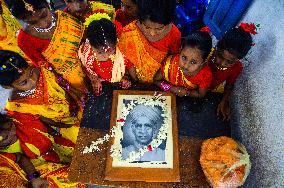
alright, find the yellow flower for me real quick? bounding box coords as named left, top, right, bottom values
left=84, top=13, right=111, bottom=26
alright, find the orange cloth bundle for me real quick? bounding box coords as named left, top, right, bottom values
left=200, top=136, right=251, bottom=188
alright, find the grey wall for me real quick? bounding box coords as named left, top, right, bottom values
left=231, top=0, right=284, bottom=187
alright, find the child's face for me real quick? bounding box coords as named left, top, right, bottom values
left=64, top=0, right=88, bottom=14
left=215, top=49, right=238, bottom=69
left=121, top=0, right=138, bottom=17
left=179, top=46, right=204, bottom=76
left=12, top=66, right=39, bottom=92
left=92, top=44, right=116, bottom=62
left=0, top=120, right=17, bottom=148
left=140, top=19, right=167, bottom=38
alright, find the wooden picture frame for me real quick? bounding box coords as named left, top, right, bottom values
left=105, top=90, right=180, bottom=182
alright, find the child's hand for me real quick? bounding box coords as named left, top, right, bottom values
left=171, top=86, right=190, bottom=97
left=120, top=78, right=131, bottom=89
left=92, top=80, right=102, bottom=96
left=217, top=100, right=231, bottom=121
left=31, top=177, right=48, bottom=188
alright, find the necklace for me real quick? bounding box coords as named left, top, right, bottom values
left=33, top=14, right=56, bottom=33
left=212, top=56, right=228, bottom=71
left=17, top=88, right=36, bottom=97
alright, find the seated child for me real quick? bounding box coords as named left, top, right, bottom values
left=154, top=30, right=213, bottom=98
left=115, top=0, right=138, bottom=27
left=79, top=18, right=137, bottom=96
left=0, top=113, right=83, bottom=187
left=0, top=113, right=48, bottom=188
left=208, top=24, right=254, bottom=121
left=0, top=50, right=82, bottom=143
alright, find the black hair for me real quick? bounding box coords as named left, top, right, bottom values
left=0, top=50, right=29, bottom=87
left=5, top=0, right=49, bottom=20
left=217, top=27, right=253, bottom=59
left=86, top=18, right=117, bottom=49
left=182, top=31, right=212, bottom=60
left=0, top=113, right=10, bottom=125
left=137, top=0, right=176, bottom=25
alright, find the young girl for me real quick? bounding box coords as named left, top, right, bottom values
left=0, top=113, right=84, bottom=187
left=154, top=31, right=213, bottom=98
left=115, top=0, right=138, bottom=27
left=0, top=50, right=82, bottom=143
left=208, top=24, right=254, bottom=121
left=118, top=0, right=181, bottom=83
left=79, top=17, right=137, bottom=96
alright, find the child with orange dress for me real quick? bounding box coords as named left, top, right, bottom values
left=118, top=0, right=181, bottom=83
left=79, top=16, right=137, bottom=96
left=154, top=30, right=213, bottom=98
left=208, top=23, right=255, bottom=121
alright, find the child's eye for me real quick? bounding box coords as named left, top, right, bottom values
left=190, top=60, right=197, bottom=64
left=182, top=56, right=187, bottom=61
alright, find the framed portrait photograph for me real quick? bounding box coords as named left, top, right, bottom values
left=105, top=90, right=180, bottom=182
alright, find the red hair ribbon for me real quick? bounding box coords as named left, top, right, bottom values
left=200, top=26, right=211, bottom=33
left=239, top=22, right=258, bottom=35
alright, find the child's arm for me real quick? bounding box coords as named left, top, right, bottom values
left=154, top=69, right=189, bottom=97
left=128, top=67, right=138, bottom=82
left=16, top=153, right=49, bottom=188
left=217, top=84, right=233, bottom=121
left=88, top=73, right=103, bottom=96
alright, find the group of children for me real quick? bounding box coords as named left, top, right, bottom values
left=0, top=0, right=254, bottom=187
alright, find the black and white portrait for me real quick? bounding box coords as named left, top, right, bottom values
left=111, top=94, right=174, bottom=169
left=121, top=104, right=166, bottom=162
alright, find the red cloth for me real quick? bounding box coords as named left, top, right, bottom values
left=6, top=111, right=75, bottom=163
left=91, top=58, right=134, bottom=81
left=151, top=24, right=181, bottom=54
left=115, top=9, right=136, bottom=27
left=209, top=60, right=243, bottom=89
left=18, top=30, right=50, bottom=66
left=161, top=55, right=212, bottom=89
left=1, top=153, right=17, bottom=162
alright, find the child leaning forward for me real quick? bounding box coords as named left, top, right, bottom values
left=154, top=30, right=213, bottom=98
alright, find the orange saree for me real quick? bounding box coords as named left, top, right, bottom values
left=118, top=21, right=168, bottom=83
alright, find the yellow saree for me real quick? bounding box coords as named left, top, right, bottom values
left=118, top=21, right=168, bottom=83
left=42, top=11, right=86, bottom=91
left=6, top=66, right=82, bottom=143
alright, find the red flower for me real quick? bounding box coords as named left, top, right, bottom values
left=117, top=118, right=125, bottom=122
left=239, top=23, right=258, bottom=35
left=147, top=145, right=153, bottom=151
left=200, top=26, right=211, bottom=33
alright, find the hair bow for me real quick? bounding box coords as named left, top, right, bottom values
left=239, top=22, right=258, bottom=35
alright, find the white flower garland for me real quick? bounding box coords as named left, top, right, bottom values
left=83, top=94, right=171, bottom=163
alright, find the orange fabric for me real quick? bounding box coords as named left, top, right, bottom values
left=118, top=21, right=168, bottom=83
left=161, top=55, right=213, bottom=89
left=150, top=24, right=181, bottom=54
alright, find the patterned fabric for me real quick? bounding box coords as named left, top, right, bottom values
left=79, top=40, right=133, bottom=83
left=0, top=1, right=29, bottom=62
left=5, top=66, right=81, bottom=143
left=161, top=55, right=213, bottom=89
left=0, top=154, right=85, bottom=188
left=1, top=114, right=75, bottom=163
left=118, top=21, right=168, bottom=83
left=42, top=11, right=86, bottom=91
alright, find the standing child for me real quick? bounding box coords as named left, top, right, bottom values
left=208, top=23, right=254, bottom=121
left=115, top=0, right=138, bottom=27
left=118, top=0, right=181, bottom=83
left=79, top=17, right=137, bottom=96
left=154, top=31, right=213, bottom=98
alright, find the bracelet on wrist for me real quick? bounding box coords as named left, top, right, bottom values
left=160, top=81, right=172, bottom=92
left=27, top=171, right=41, bottom=182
